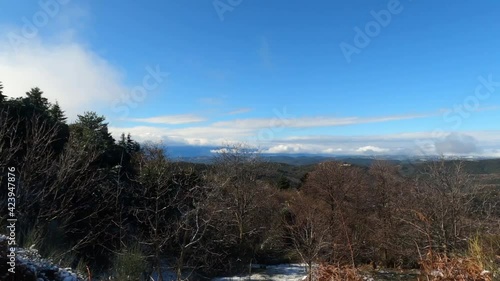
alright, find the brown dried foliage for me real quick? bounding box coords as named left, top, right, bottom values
left=314, top=264, right=364, bottom=281
left=419, top=252, right=492, bottom=281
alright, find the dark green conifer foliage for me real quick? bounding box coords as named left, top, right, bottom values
left=0, top=81, right=6, bottom=102
left=49, top=101, right=67, bottom=123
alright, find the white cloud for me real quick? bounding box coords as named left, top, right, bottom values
left=128, top=114, right=206, bottom=124
left=108, top=125, right=253, bottom=146
left=322, top=148, right=343, bottom=153
left=0, top=39, right=127, bottom=122
left=210, top=148, right=240, bottom=154
left=212, top=112, right=435, bottom=129
left=0, top=3, right=150, bottom=122
left=2, top=4, right=498, bottom=160
left=109, top=117, right=500, bottom=158
left=227, top=107, right=253, bottom=115
left=434, top=133, right=479, bottom=154
left=265, top=144, right=303, bottom=153
left=274, top=131, right=500, bottom=157
left=356, top=145, right=390, bottom=153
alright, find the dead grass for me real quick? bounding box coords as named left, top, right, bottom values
left=314, top=264, right=364, bottom=281
left=419, top=251, right=493, bottom=281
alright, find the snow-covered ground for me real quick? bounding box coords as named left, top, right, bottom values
left=212, top=264, right=308, bottom=281
left=0, top=234, right=84, bottom=281
left=212, top=265, right=425, bottom=281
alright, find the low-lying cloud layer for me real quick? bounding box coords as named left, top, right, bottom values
left=434, top=133, right=480, bottom=155
left=109, top=114, right=500, bottom=157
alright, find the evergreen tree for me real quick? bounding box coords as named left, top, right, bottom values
left=76, top=111, right=108, bottom=131
left=25, top=87, right=50, bottom=111
left=278, top=175, right=291, bottom=189
left=0, top=82, right=6, bottom=102
left=70, top=111, right=114, bottom=151
left=118, top=133, right=127, bottom=147
left=118, top=133, right=140, bottom=153
left=126, top=133, right=140, bottom=153
left=49, top=101, right=67, bottom=123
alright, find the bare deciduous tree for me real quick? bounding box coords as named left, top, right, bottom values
left=417, top=160, right=479, bottom=253
left=132, top=143, right=175, bottom=281
left=284, top=194, right=330, bottom=280
left=302, top=161, right=368, bottom=266
left=368, top=160, right=409, bottom=267
left=0, top=108, right=22, bottom=171
left=205, top=144, right=272, bottom=272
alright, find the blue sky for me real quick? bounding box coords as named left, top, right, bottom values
left=1, top=0, right=500, bottom=156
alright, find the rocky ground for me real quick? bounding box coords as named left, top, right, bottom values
left=0, top=235, right=84, bottom=281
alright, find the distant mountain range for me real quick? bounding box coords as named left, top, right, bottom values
left=164, top=145, right=497, bottom=166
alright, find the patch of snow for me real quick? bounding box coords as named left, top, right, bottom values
left=1, top=233, right=85, bottom=281
left=212, top=264, right=308, bottom=281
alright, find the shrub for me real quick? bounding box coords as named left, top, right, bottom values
left=468, top=234, right=500, bottom=278
left=112, top=243, right=148, bottom=281
left=419, top=251, right=493, bottom=281
left=314, top=264, right=363, bottom=281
